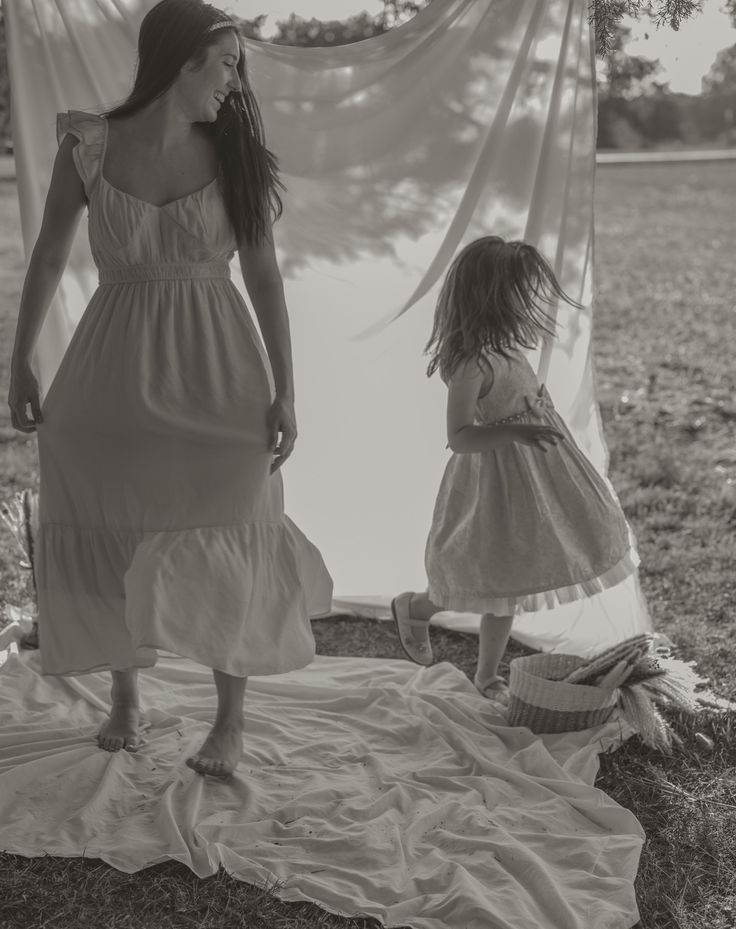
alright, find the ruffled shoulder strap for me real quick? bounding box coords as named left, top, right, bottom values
left=56, top=110, right=106, bottom=196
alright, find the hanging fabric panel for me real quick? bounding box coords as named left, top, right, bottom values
left=5, top=0, right=651, bottom=656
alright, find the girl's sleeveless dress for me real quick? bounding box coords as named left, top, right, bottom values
left=36, top=110, right=333, bottom=677
left=425, top=350, right=638, bottom=615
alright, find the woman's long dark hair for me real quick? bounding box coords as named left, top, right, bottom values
left=104, top=0, right=283, bottom=246
left=425, top=237, right=581, bottom=383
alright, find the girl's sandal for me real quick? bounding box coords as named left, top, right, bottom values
left=473, top=674, right=510, bottom=706
left=391, top=592, right=434, bottom=666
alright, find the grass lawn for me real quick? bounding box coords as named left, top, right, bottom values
left=0, top=157, right=735, bottom=928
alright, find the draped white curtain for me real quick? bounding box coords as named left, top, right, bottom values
left=5, top=0, right=651, bottom=656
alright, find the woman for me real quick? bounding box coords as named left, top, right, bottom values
left=7, top=0, right=332, bottom=779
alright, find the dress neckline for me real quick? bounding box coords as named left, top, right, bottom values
left=99, top=115, right=218, bottom=210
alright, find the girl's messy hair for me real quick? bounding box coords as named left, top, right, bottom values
left=424, top=236, right=581, bottom=382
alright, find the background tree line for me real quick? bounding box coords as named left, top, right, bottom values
left=0, top=0, right=735, bottom=152
left=598, top=20, right=736, bottom=149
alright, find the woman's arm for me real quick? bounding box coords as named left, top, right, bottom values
left=238, top=229, right=294, bottom=401
left=11, top=135, right=87, bottom=368
left=8, top=134, right=87, bottom=431
left=238, top=230, right=296, bottom=471
left=446, top=360, right=562, bottom=454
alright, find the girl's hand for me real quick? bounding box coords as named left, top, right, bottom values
left=267, top=395, right=297, bottom=473
left=8, top=361, right=43, bottom=434
left=506, top=422, right=563, bottom=452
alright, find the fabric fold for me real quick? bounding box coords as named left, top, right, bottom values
left=0, top=643, right=645, bottom=929
left=37, top=518, right=331, bottom=677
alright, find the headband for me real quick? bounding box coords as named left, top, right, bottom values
left=207, top=20, right=236, bottom=33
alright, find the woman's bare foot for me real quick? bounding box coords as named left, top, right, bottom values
left=186, top=718, right=244, bottom=778
left=97, top=703, right=141, bottom=752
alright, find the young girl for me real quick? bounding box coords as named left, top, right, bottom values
left=391, top=236, right=638, bottom=704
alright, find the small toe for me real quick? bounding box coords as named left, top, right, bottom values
left=187, top=755, right=214, bottom=777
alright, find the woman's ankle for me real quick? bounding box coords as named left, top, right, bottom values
left=110, top=669, right=139, bottom=706
left=213, top=712, right=245, bottom=731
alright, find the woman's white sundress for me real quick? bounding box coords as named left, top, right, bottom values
left=425, top=349, right=638, bottom=615
left=36, top=110, right=333, bottom=677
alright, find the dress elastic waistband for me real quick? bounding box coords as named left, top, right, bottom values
left=98, top=262, right=231, bottom=284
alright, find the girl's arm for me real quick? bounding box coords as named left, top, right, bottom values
left=8, top=135, right=87, bottom=431
left=238, top=230, right=296, bottom=472
left=446, top=360, right=562, bottom=454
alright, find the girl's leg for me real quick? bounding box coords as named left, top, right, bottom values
left=186, top=669, right=247, bottom=778
left=97, top=668, right=141, bottom=752
left=408, top=591, right=442, bottom=621
left=392, top=590, right=442, bottom=665
left=474, top=612, right=514, bottom=692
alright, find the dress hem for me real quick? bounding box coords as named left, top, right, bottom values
left=40, top=643, right=318, bottom=679
left=428, top=548, right=639, bottom=616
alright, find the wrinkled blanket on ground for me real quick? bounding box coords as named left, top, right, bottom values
left=0, top=625, right=643, bottom=929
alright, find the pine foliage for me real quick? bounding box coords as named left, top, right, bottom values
left=591, top=0, right=703, bottom=56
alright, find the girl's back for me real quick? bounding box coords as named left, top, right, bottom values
left=473, top=349, right=540, bottom=426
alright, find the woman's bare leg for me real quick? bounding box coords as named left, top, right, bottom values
left=97, top=669, right=141, bottom=752
left=186, top=669, right=247, bottom=778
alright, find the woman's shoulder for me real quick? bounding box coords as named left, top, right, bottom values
left=55, top=111, right=106, bottom=194
left=56, top=110, right=106, bottom=147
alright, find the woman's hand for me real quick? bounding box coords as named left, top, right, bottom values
left=8, top=361, right=43, bottom=434
left=505, top=422, right=563, bottom=452
left=267, top=395, right=297, bottom=473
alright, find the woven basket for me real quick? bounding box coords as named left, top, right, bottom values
left=508, top=653, right=619, bottom=734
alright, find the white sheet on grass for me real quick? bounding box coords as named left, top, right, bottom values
left=0, top=623, right=644, bottom=929
left=4, top=0, right=652, bottom=657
